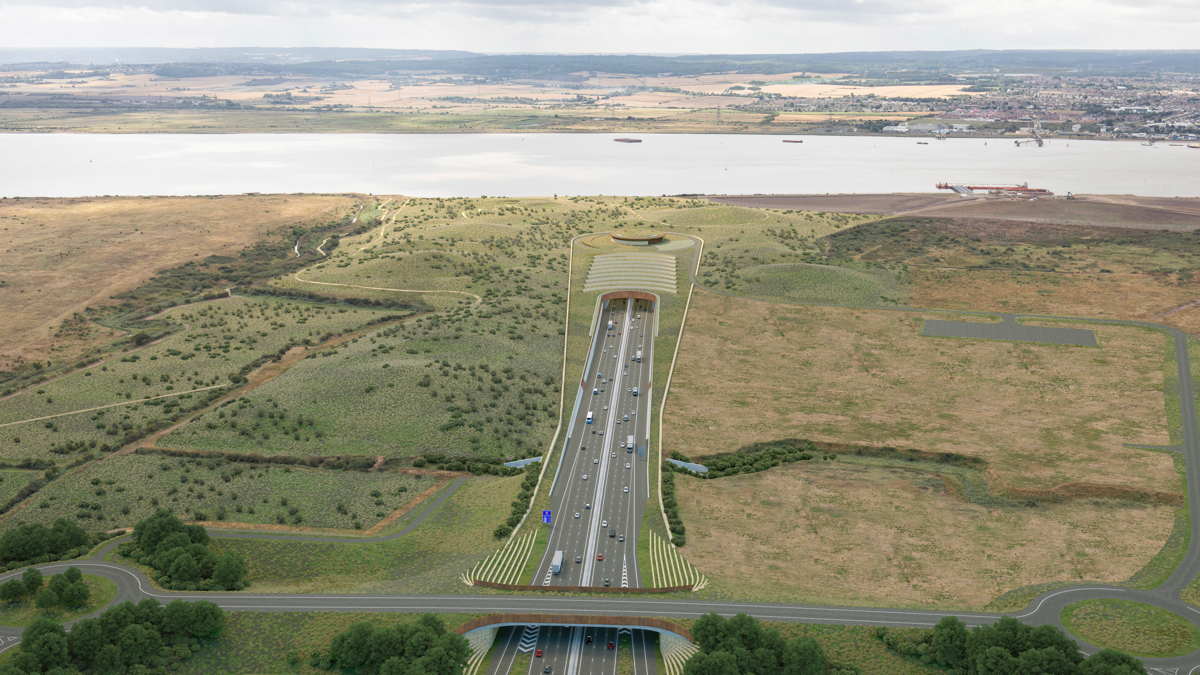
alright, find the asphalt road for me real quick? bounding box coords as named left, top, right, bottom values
left=530, top=297, right=653, bottom=589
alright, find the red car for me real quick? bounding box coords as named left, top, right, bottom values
left=536, top=650, right=543, bottom=658
left=607, top=642, right=615, bottom=650
left=597, top=553, right=604, bottom=561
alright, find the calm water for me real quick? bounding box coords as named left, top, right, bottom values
left=1, top=133, right=1196, bottom=198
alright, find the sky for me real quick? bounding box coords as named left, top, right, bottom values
left=0, top=0, right=1197, bottom=53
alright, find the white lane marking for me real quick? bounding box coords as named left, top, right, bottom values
left=519, top=625, right=540, bottom=653
left=1012, top=588, right=1125, bottom=619
left=622, top=554, right=629, bottom=589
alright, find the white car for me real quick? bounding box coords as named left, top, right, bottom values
left=624, top=487, right=629, bottom=493
left=603, top=406, right=608, bottom=410
left=582, top=475, right=588, bottom=480
left=612, top=452, right=616, bottom=458
left=594, top=458, right=598, bottom=464
left=575, top=512, right=580, bottom=518
left=626, top=463, right=631, bottom=469
left=601, top=520, right=607, bottom=528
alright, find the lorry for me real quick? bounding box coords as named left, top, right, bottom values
left=608, top=320, right=614, bottom=331
left=636, top=350, right=642, bottom=363
left=627, top=435, right=634, bottom=452
left=552, top=550, right=564, bottom=575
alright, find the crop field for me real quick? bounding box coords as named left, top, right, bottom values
left=0, top=194, right=358, bottom=370
left=7, top=452, right=434, bottom=532
left=204, top=475, right=522, bottom=593
left=674, top=461, right=1175, bottom=610
left=0, top=296, right=397, bottom=461
left=0, top=574, right=118, bottom=628
left=177, top=612, right=479, bottom=675
left=666, top=291, right=1176, bottom=492
left=829, top=215, right=1200, bottom=336
left=1060, top=599, right=1200, bottom=658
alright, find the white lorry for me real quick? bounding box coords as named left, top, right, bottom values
left=552, top=550, right=564, bottom=575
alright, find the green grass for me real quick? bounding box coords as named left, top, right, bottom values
left=0, top=468, right=42, bottom=503
left=8, top=452, right=434, bottom=532
left=510, top=650, right=532, bottom=675
left=200, top=475, right=522, bottom=594
left=176, top=612, right=481, bottom=675
left=732, top=262, right=907, bottom=306
left=0, top=574, right=117, bottom=627
left=1061, top=599, right=1200, bottom=658
left=0, top=296, right=396, bottom=461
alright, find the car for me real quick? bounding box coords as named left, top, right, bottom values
left=581, top=446, right=586, bottom=451
left=613, top=355, right=617, bottom=359
left=575, top=512, right=580, bottom=518
left=609, top=529, right=616, bottom=537
left=626, top=463, right=631, bottom=469
left=624, top=486, right=629, bottom=493
left=627, top=387, right=631, bottom=393
left=601, top=520, right=607, bottom=527
left=612, top=452, right=616, bottom=458
left=576, top=556, right=582, bottom=563
left=592, top=430, right=596, bottom=434
left=585, top=503, right=590, bottom=509
left=600, top=388, right=604, bottom=392
left=597, top=554, right=603, bottom=561
left=545, top=668, right=551, bottom=674
left=597, top=373, right=602, bottom=378
left=604, top=578, right=611, bottom=586
left=623, top=415, right=628, bottom=421
left=616, top=420, right=620, bottom=424
left=594, top=458, right=598, bottom=464
left=599, top=431, right=603, bottom=435
left=593, top=389, right=598, bottom=395
left=586, top=636, right=593, bottom=645
left=603, top=405, right=608, bottom=410
left=582, top=475, right=588, bottom=480
left=631, top=411, right=635, bottom=415
left=619, top=534, right=625, bottom=542
left=608, top=642, right=615, bottom=650
left=536, top=650, right=543, bottom=658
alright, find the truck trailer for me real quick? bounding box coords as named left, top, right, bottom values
left=551, top=550, right=564, bottom=575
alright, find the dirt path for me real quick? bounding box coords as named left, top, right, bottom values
left=291, top=269, right=483, bottom=305
left=0, top=384, right=226, bottom=429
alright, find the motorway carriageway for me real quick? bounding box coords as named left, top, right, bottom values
left=485, top=625, right=656, bottom=675
left=529, top=297, right=654, bottom=590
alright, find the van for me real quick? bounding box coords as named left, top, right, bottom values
left=632, top=388, right=638, bottom=396
left=608, top=320, right=614, bottom=331
left=593, top=388, right=598, bottom=395
left=636, top=350, right=642, bottom=363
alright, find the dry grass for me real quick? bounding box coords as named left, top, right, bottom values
left=0, top=194, right=357, bottom=368
left=1060, top=599, right=1200, bottom=658
left=675, top=461, right=1174, bottom=609
left=666, top=290, right=1175, bottom=492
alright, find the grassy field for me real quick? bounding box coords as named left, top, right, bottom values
left=0, top=574, right=117, bottom=628
left=0, top=296, right=398, bottom=461
left=666, top=291, right=1175, bottom=492
left=1060, top=599, right=1200, bottom=658
left=0, top=194, right=358, bottom=371
left=176, top=612, right=481, bottom=675
left=829, top=214, right=1200, bottom=338
left=200, top=475, right=522, bottom=593
left=0, top=468, right=42, bottom=504
left=674, top=462, right=1174, bottom=609
left=7, top=452, right=434, bottom=532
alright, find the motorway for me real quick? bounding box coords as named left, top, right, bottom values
left=528, top=297, right=654, bottom=590
left=485, top=625, right=656, bottom=675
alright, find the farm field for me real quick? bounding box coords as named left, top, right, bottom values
left=0, top=296, right=399, bottom=461
left=674, top=461, right=1176, bottom=610
left=666, top=290, right=1175, bottom=492
left=176, top=611, right=479, bottom=675
left=0, top=194, right=359, bottom=371
left=202, top=475, right=521, bottom=593
left=7, top=452, right=435, bottom=532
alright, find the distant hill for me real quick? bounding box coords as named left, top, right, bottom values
left=0, top=47, right=480, bottom=67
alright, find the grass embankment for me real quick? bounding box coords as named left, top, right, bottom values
left=175, top=612, right=481, bottom=675
left=0, top=574, right=117, bottom=628
left=0, top=297, right=398, bottom=461
left=1060, top=599, right=1200, bottom=658
left=203, top=475, right=522, bottom=594
left=8, top=452, right=434, bottom=532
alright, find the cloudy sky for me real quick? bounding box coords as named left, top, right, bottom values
left=0, top=0, right=1196, bottom=53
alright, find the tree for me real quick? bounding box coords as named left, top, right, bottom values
left=8, top=652, right=40, bottom=674
left=168, top=552, right=200, bottom=584
left=117, top=623, right=162, bottom=666
left=61, top=581, right=90, bottom=608
left=133, top=509, right=194, bottom=554
left=1016, top=646, right=1078, bottom=675
left=35, top=589, right=58, bottom=610
left=781, top=636, right=824, bottom=675
left=683, top=651, right=739, bottom=675
left=21, top=568, right=42, bottom=596
left=132, top=332, right=152, bottom=346
left=22, top=617, right=68, bottom=671
left=63, top=567, right=82, bottom=584
left=213, top=550, right=247, bottom=586
left=932, top=616, right=969, bottom=668
left=1079, top=649, right=1148, bottom=675
left=92, top=643, right=125, bottom=675
left=189, top=600, right=225, bottom=637
left=47, top=573, right=70, bottom=599
left=163, top=599, right=194, bottom=635
left=380, top=656, right=408, bottom=675
left=331, top=621, right=375, bottom=668
left=67, top=617, right=107, bottom=663
left=0, top=579, right=26, bottom=603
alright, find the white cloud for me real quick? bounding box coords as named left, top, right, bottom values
left=0, top=0, right=1196, bottom=52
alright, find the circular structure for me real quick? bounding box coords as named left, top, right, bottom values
left=610, top=230, right=665, bottom=246
left=1060, top=599, right=1200, bottom=658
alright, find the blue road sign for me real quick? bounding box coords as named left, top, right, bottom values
left=542, top=510, right=551, bottom=524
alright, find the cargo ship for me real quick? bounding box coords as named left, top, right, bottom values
left=614, top=138, right=642, bottom=143
left=782, top=139, right=803, bottom=143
